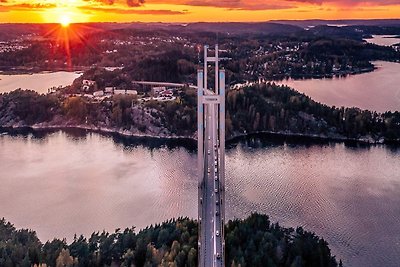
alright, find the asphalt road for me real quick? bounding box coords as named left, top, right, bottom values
left=200, top=101, right=224, bottom=267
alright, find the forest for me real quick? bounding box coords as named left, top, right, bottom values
left=0, top=213, right=342, bottom=267
left=1, top=84, right=400, bottom=143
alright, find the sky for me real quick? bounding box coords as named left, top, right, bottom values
left=0, top=0, right=399, bottom=24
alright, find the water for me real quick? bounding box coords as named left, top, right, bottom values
left=365, top=35, right=400, bottom=47
left=0, top=61, right=399, bottom=113
left=0, top=130, right=399, bottom=267
left=276, top=61, right=400, bottom=112
left=0, top=71, right=82, bottom=94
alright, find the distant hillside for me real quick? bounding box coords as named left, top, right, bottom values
left=270, top=20, right=400, bottom=39
left=3, top=21, right=400, bottom=40
left=0, top=24, right=51, bottom=41
left=182, top=22, right=304, bottom=35
left=86, top=22, right=305, bottom=35
left=272, top=19, right=400, bottom=28
left=0, top=22, right=304, bottom=39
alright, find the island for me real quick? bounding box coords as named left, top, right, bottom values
left=0, top=82, right=399, bottom=145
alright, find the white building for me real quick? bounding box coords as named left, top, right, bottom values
left=159, top=89, right=174, bottom=97
left=83, top=80, right=96, bottom=86
left=105, top=87, right=116, bottom=94
left=114, top=89, right=138, bottom=96
left=151, top=87, right=166, bottom=96
left=93, top=91, right=104, bottom=97
left=82, top=80, right=96, bottom=92
left=126, top=90, right=138, bottom=95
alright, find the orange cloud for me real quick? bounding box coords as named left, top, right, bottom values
left=286, top=0, right=400, bottom=6
left=177, top=0, right=295, bottom=10
left=79, top=5, right=187, bottom=14
left=0, top=0, right=399, bottom=23
left=0, top=2, right=57, bottom=11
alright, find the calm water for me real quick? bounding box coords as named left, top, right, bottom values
left=0, top=130, right=399, bottom=267
left=276, top=61, right=400, bottom=112
left=0, top=71, right=82, bottom=94
left=365, top=35, right=400, bottom=47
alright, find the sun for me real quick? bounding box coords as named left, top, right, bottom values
left=60, top=15, right=71, bottom=27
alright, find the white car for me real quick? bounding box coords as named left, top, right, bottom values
left=216, top=230, right=220, bottom=237
left=208, top=150, right=211, bottom=155
left=214, top=175, right=218, bottom=181
left=214, top=188, right=218, bottom=193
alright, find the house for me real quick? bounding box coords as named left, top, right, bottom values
left=82, top=80, right=96, bottom=92
left=114, top=89, right=127, bottom=95
left=126, top=90, right=138, bottom=96
left=114, top=89, right=138, bottom=96
left=82, top=80, right=96, bottom=86
left=93, top=91, right=104, bottom=97
left=151, top=87, right=166, bottom=96
left=159, top=89, right=174, bottom=97
left=105, top=87, right=116, bottom=94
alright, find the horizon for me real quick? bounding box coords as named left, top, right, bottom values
left=0, top=0, right=400, bottom=24
left=1, top=18, right=400, bottom=26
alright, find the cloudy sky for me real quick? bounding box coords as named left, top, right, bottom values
left=0, top=0, right=399, bottom=23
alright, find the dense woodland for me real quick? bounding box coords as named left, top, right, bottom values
left=224, top=83, right=400, bottom=140
left=1, top=83, right=399, bottom=143
left=0, top=214, right=341, bottom=267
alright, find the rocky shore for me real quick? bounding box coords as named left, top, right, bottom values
left=2, top=122, right=398, bottom=146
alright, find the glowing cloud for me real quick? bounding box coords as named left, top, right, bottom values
left=0, top=0, right=399, bottom=23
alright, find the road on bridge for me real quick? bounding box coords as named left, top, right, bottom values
left=200, top=99, right=224, bottom=267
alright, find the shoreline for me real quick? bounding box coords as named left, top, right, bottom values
left=1, top=124, right=399, bottom=147
left=0, top=67, right=88, bottom=75
left=0, top=70, right=84, bottom=76
left=267, top=66, right=377, bottom=82
left=0, top=61, right=385, bottom=80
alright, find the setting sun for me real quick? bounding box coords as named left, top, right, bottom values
left=60, top=15, right=71, bottom=27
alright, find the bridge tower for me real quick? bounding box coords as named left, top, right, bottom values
left=198, top=45, right=226, bottom=267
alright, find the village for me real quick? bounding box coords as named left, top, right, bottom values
left=63, top=79, right=181, bottom=103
